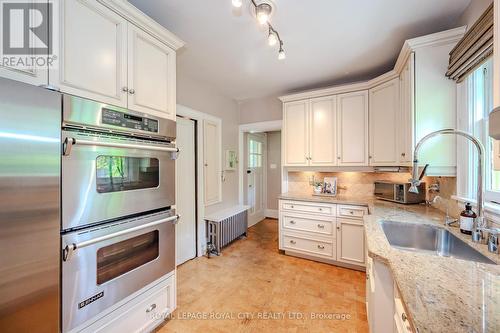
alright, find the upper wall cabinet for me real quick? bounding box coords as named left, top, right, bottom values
left=47, top=0, right=183, bottom=121
left=53, top=0, right=128, bottom=107
left=283, top=101, right=309, bottom=166
left=337, top=91, right=369, bottom=166
left=309, top=96, right=337, bottom=166
left=369, top=78, right=400, bottom=166
left=127, top=26, right=176, bottom=118
left=398, top=53, right=414, bottom=165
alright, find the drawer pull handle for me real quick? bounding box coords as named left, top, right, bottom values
left=146, top=303, right=157, bottom=313
left=401, top=313, right=407, bottom=322
left=290, top=205, right=294, bottom=208
left=318, top=208, right=323, bottom=211
left=349, top=211, right=354, bottom=214
left=290, top=240, right=296, bottom=244
left=317, top=224, right=325, bottom=229
left=289, top=220, right=296, bottom=224
left=317, top=245, right=325, bottom=249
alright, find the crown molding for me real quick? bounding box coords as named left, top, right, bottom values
left=279, top=26, right=466, bottom=103
left=98, top=0, right=185, bottom=50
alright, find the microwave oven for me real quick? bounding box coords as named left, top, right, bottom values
left=374, top=181, right=426, bottom=204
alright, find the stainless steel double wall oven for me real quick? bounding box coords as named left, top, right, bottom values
left=60, top=96, right=178, bottom=332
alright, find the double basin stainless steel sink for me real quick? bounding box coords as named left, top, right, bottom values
left=380, top=221, right=496, bottom=265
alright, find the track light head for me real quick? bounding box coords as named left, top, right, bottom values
left=256, top=3, right=272, bottom=24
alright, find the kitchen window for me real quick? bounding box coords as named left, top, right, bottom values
left=456, top=58, right=500, bottom=203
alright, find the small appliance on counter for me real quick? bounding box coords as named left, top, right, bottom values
left=374, top=181, right=426, bottom=204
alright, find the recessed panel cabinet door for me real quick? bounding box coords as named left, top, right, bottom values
left=399, top=53, right=414, bottom=165
left=128, top=26, right=176, bottom=120
left=369, top=78, right=399, bottom=166
left=309, top=97, right=337, bottom=166
left=283, top=101, right=309, bottom=166
left=336, top=219, right=365, bottom=266
left=52, top=0, right=128, bottom=106
left=337, top=91, right=369, bottom=166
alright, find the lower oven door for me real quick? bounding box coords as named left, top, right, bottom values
left=62, top=130, right=176, bottom=231
left=62, top=211, right=177, bottom=333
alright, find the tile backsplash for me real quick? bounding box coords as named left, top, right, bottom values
left=287, top=171, right=459, bottom=217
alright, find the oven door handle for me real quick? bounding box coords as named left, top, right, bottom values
left=62, top=137, right=180, bottom=156
left=62, top=214, right=180, bottom=261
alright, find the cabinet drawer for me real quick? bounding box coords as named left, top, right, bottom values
left=282, top=214, right=334, bottom=236
left=283, top=234, right=334, bottom=258
left=282, top=201, right=335, bottom=216
left=82, top=276, right=174, bottom=333
left=394, top=298, right=413, bottom=333
left=337, top=205, right=368, bottom=219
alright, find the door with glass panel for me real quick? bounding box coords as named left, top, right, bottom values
left=246, top=133, right=266, bottom=226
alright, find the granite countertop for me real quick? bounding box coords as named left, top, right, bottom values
left=280, top=192, right=500, bottom=333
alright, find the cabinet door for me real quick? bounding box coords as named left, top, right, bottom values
left=283, top=101, right=309, bottom=166
left=337, top=91, right=369, bottom=166
left=336, top=219, right=365, bottom=266
left=399, top=53, right=414, bottom=165
left=0, top=0, right=49, bottom=86
left=128, top=25, right=176, bottom=120
left=52, top=0, right=128, bottom=106
left=309, top=96, right=337, bottom=166
left=369, top=78, right=399, bottom=166
left=203, top=119, right=222, bottom=206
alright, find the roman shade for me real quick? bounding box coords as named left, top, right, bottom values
left=446, top=3, right=493, bottom=82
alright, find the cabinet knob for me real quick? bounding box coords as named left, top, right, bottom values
left=317, top=224, right=325, bottom=229
left=318, top=208, right=323, bottom=211
left=289, top=220, right=296, bottom=224
left=122, top=86, right=128, bottom=92
left=317, top=245, right=325, bottom=249
left=369, top=155, right=373, bottom=159
left=289, top=240, right=296, bottom=244
left=337, top=226, right=340, bottom=230
left=146, top=303, right=157, bottom=313
left=128, top=89, right=135, bottom=95
left=401, top=313, right=407, bottom=322
left=401, top=153, right=406, bottom=157
left=337, top=157, right=341, bottom=160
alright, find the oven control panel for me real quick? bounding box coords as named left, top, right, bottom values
left=102, top=108, right=159, bottom=133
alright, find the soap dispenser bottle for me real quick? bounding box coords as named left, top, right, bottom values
left=459, top=203, right=476, bottom=235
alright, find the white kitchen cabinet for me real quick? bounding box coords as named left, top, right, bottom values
left=370, top=78, right=400, bottom=166
left=127, top=26, right=176, bottom=120
left=337, top=91, right=369, bottom=166
left=203, top=119, right=222, bottom=206
left=283, top=101, right=309, bottom=166
left=53, top=0, right=128, bottom=107
left=367, top=258, right=395, bottom=333
left=336, top=218, right=365, bottom=266
left=398, top=53, right=415, bottom=165
left=309, top=96, right=337, bottom=166
left=279, top=199, right=366, bottom=269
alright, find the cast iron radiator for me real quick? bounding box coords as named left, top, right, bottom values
left=206, top=208, right=248, bottom=256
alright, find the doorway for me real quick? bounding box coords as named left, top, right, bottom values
left=175, top=116, right=197, bottom=265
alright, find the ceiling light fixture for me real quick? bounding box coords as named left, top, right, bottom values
left=232, top=0, right=242, bottom=8
left=233, top=1, right=286, bottom=60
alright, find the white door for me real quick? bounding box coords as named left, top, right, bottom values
left=337, top=91, right=369, bottom=166
left=309, top=96, right=337, bottom=166
left=283, top=101, right=309, bottom=166
left=52, top=0, right=128, bottom=106
left=175, top=117, right=197, bottom=265
left=247, top=134, right=266, bottom=227
left=369, top=78, right=400, bottom=166
left=336, top=219, right=365, bottom=266
left=128, top=25, right=176, bottom=120
left=203, top=119, right=221, bottom=205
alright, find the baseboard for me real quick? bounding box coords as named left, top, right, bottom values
left=265, top=209, right=278, bottom=219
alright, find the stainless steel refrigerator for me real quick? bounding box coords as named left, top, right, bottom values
left=0, top=78, right=61, bottom=332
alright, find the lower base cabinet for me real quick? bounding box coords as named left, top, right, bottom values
left=279, top=199, right=367, bottom=269
left=76, top=273, right=175, bottom=333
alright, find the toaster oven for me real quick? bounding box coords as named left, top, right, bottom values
left=374, top=181, right=426, bottom=204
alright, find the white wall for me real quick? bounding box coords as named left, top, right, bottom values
left=267, top=131, right=281, bottom=211
left=177, top=74, right=240, bottom=215
left=458, top=0, right=492, bottom=29
left=238, top=95, right=283, bottom=124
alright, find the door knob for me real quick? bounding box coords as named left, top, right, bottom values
left=122, top=86, right=128, bottom=92
left=128, top=89, right=135, bottom=95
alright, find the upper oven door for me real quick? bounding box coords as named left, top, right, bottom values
left=62, top=130, right=176, bottom=231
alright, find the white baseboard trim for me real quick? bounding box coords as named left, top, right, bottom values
left=265, top=209, right=278, bottom=219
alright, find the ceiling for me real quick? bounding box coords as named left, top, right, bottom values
left=129, top=0, right=471, bottom=101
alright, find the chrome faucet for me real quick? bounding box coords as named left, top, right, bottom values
left=408, top=129, right=487, bottom=243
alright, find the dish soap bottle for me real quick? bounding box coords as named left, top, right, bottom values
left=459, top=203, right=476, bottom=235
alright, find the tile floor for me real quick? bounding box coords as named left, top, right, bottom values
left=157, top=219, right=368, bottom=333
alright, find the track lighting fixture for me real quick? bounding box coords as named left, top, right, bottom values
left=232, top=0, right=286, bottom=60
